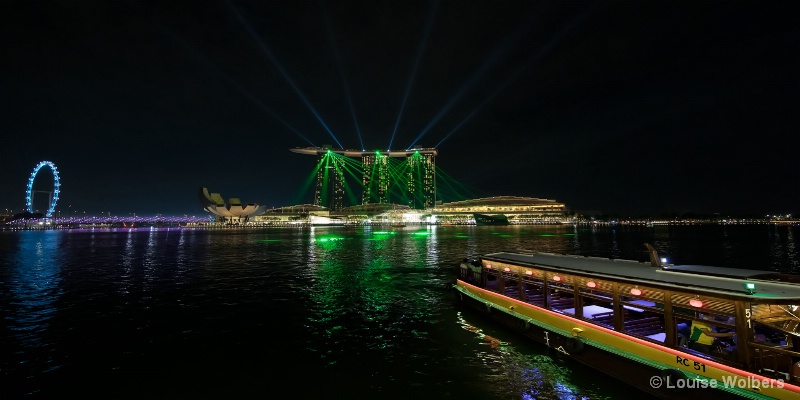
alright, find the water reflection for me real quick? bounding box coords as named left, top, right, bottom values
left=787, top=227, right=799, bottom=273
left=174, top=227, right=189, bottom=283
left=456, top=312, right=611, bottom=399
left=7, top=230, right=64, bottom=371
left=118, top=228, right=135, bottom=296
left=609, top=225, right=620, bottom=259
left=0, top=225, right=796, bottom=399
left=770, top=225, right=800, bottom=273
left=305, top=226, right=445, bottom=366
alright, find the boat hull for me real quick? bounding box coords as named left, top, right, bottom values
left=454, top=280, right=784, bottom=400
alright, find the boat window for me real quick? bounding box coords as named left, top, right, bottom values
left=618, top=283, right=664, bottom=309
left=580, top=297, right=615, bottom=330
left=622, top=307, right=666, bottom=343
left=612, top=284, right=667, bottom=342
left=459, top=258, right=482, bottom=284
left=676, top=316, right=692, bottom=347
left=500, top=267, right=521, bottom=299
left=574, top=276, right=615, bottom=330
left=690, top=311, right=736, bottom=332
left=521, top=272, right=545, bottom=307
left=752, top=321, right=791, bottom=347
left=747, top=305, right=800, bottom=382
left=620, top=300, right=667, bottom=343
left=684, top=311, right=738, bottom=362
left=483, top=264, right=502, bottom=293
left=545, top=272, right=575, bottom=313
left=576, top=277, right=613, bottom=297
left=751, top=303, right=800, bottom=339
left=671, top=292, right=735, bottom=316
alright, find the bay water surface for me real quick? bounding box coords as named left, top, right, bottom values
left=1, top=224, right=798, bottom=399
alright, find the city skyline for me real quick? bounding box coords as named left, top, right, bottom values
left=1, top=1, right=798, bottom=217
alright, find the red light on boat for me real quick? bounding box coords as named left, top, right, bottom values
left=503, top=267, right=510, bottom=272
left=586, top=281, right=597, bottom=288
left=553, top=276, right=562, bottom=282
left=690, top=299, right=704, bottom=307
left=486, top=265, right=492, bottom=269
left=630, top=288, right=642, bottom=296
left=525, top=270, right=533, bottom=275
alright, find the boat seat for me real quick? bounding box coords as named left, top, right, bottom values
left=592, top=311, right=615, bottom=320
left=628, top=326, right=664, bottom=336
left=550, top=299, right=575, bottom=309
left=624, top=317, right=661, bottom=327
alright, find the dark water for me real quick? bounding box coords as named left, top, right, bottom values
left=1, top=224, right=798, bottom=399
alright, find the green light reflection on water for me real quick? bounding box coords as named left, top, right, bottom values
left=301, top=227, right=611, bottom=398
left=306, top=228, right=441, bottom=365
left=316, top=237, right=344, bottom=242
left=314, top=235, right=346, bottom=249
left=369, top=231, right=397, bottom=241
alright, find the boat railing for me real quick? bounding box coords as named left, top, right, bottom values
left=749, top=342, right=800, bottom=383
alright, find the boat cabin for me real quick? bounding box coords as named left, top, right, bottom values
left=458, top=246, right=800, bottom=383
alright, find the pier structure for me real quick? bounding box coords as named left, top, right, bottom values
left=290, top=147, right=437, bottom=211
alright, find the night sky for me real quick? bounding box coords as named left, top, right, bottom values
left=2, top=0, right=798, bottom=217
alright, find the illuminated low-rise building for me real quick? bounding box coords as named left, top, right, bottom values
left=199, top=187, right=266, bottom=223
left=430, top=196, right=568, bottom=224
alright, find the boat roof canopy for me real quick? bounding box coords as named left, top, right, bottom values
left=479, top=250, right=800, bottom=300
left=660, top=264, right=783, bottom=280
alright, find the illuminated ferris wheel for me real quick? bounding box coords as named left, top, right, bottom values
left=25, top=161, right=61, bottom=217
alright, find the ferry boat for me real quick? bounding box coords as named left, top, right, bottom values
left=454, top=244, right=800, bottom=399
left=473, top=213, right=509, bottom=225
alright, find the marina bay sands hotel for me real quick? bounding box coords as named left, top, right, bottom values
left=201, top=146, right=568, bottom=225
left=289, top=146, right=438, bottom=211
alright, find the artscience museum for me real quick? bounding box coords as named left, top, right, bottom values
left=199, top=187, right=266, bottom=222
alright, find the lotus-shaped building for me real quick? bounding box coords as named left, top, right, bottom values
left=199, top=187, right=266, bottom=220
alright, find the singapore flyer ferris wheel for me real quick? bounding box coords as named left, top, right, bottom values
left=26, top=161, right=61, bottom=217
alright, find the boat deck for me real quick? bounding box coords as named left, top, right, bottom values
left=483, top=277, right=668, bottom=341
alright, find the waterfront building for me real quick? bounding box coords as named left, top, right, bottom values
left=250, top=204, right=330, bottom=225
left=201, top=147, right=569, bottom=226
left=199, top=187, right=266, bottom=223
left=250, top=203, right=422, bottom=226
left=431, top=196, right=568, bottom=225
left=242, top=197, right=567, bottom=226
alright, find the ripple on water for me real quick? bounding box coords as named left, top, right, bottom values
left=0, top=226, right=794, bottom=399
